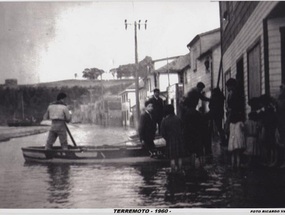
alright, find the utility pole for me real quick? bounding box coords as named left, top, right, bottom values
left=125, top=19, right=147, bottom=129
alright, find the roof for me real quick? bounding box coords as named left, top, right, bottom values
left=118, top=79, right=144, bottom=95
left=187, top=28, right=220, bottom=48
left=154, top=53, right=190, bottom=74
left=197, top=41, right=221, bottom=60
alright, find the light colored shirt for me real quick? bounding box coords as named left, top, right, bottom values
left=44, top=103, right=71, bottom=122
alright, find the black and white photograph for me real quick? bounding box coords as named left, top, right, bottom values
left=0, top=1, right=285, bottom=214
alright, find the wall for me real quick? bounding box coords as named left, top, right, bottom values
left=158, top=74, right=179, bottom=92
left=212, top=46, right=222, bottom=89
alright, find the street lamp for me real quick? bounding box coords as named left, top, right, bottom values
left=125, top=19, right=147, bottom=129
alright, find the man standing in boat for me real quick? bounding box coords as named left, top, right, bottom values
left=139, top=100, right=157, bottom=155
left=43, top=92, right=72, bottom=150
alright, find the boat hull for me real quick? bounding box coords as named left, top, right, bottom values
left=21, top=145, right=168, bottom=164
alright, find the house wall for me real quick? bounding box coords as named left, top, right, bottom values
left=200, top=31, right=220, bottom=54
left=221, top=2, right=278, bottom=116
left=158, top=74, right=179, bottom=92
left=268, top=17, right=285, bottom=97
left=187, top=56, right=212, bottom=94
left=184, top=67, right=191, bottom=93
left=190, top=41, right=201, bottom=72
left=212, top=46, right=222, bottom=89
left=185, top=47, right=221, bottom=96
left=220, top=1, right=259, bottom=53
left=186, top=29, right=221, bottom=97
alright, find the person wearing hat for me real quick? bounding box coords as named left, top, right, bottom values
left=43, top=92, right=72, bottom=150
left=148, top=88, right=164, bottom=134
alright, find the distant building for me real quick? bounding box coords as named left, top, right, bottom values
left=5, top=79, right=18, bottom=88
left=155, top=54, right=190, bottom=115
left=94, top=94, right=122, bottom=126
left=119, top=84, right=136, bottom=127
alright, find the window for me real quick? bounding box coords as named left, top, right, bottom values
left=247, top=42, right=261, bottom=99
left=178, top=72, right=184, bottom=84
left=204, top=56, right=211, bottom=73
left=221, top=2, right=230, bottom=30
left=184, top=71, right=188, bottom=84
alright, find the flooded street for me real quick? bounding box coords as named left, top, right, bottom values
left=0, top=124, right=285, bottom=208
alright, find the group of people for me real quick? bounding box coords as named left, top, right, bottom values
left=138, top=79, right=285, bottom=172
left=44, top=80, right=285, bottom=172
left=139, top=83, right=213, bottom=172
left=224, top=79, right=285, bottom=169
left=228, top=82, right=285, bottom=169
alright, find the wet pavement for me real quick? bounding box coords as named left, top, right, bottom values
left=0, top=126, right=49, bottom=142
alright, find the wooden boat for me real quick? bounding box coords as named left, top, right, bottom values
left=21, top=144, right=168, bottom=164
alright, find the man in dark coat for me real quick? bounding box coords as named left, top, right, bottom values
left=148, top=88, right=164, bottom=134
left=139, top=100, right=157, bottom=154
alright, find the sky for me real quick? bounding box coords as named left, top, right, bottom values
left=0, top=1, right=220, bottom=84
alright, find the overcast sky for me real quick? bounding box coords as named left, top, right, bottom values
left=0, top=1, right=220, bottom=84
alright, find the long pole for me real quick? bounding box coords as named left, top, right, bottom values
left=134, top=21, right=140, bottom=128
left=167, top=57, right=170, bottom=87
left=21, top=93, right=24, bottom=119
left=125, top=19, right=147, bottom=129
left=64, top=122, right=77, bottom=147
left=101, top=74, right=105, bottom=126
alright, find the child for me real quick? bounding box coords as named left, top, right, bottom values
left=244, top=112, right=259, bottom=166
left=161, top=104, right=184, bottom=172
left=228, top=113, right=246, bottom=169
left=138, top=100, right=157, bottom=155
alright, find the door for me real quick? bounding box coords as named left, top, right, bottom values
left=247, top=42, right=261, bottom=99
left=236, top=57, right=246, bottom=120
left=280, top=27, right=285, bottom=83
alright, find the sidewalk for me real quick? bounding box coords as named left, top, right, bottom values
left=0, top=126, right=49, bottom=142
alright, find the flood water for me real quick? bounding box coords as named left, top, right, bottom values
left=0, top=124, right=285, bottom=208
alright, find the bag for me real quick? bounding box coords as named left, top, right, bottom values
left=154, top=137, right=166, bottom=146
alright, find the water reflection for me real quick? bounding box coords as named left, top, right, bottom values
left=46, top=164, right=71, bottom=207
left=131, top=163, right=246, bottom=208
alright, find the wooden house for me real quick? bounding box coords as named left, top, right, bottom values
left=219, top=1, right=285, bottom=116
